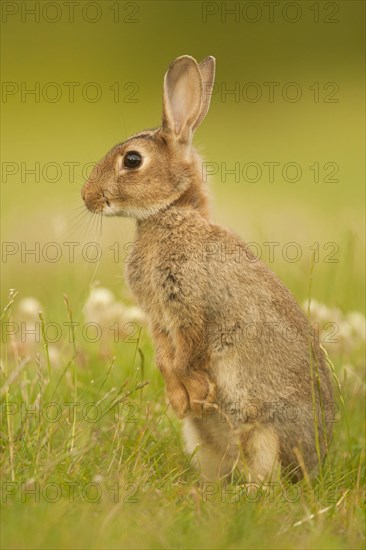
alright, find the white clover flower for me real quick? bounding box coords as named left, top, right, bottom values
left=82, top=286, right=145, bottom=352
left=83, top=287, right=117, bottom=325
left=109, top=302, right=127, bottom=321
left=303, top=299, right=365, bottom=354
left=124, top=306, right=145, bottom=324
left=18, top=297, right=42, bottom=319
left=84, top=287, right=115, bottom=311
left=317, top=304, right=330, bottom=322
left=13, top=297, right=42, bottom=350
left=337, top=320, right=353, bottom=342
left=346, top=311, right=366, bottom=341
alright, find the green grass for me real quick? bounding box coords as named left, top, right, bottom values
left=1, top=281, right=365, bottom=550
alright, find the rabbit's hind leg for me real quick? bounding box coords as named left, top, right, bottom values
left=240, top=423, right=281, bottom=482
left=182, top=418, right=280, bottom=483
left=183, top=417, right=239, bottom=482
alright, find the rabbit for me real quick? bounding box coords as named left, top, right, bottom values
left=81, top=55, right=333, bottom=482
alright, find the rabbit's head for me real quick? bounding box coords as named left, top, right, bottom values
left=81, top=55, right=216, bottom=220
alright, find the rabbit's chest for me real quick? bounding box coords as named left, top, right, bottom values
left=125, top=241, right=164, bottom=317
left=126, top=244, right=152, bottom=304
left=126, top=239, right=186, bottom=331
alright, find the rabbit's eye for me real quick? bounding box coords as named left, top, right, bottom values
left=123, top=151, right=142, bottom=169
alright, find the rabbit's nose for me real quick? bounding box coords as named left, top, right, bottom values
left=81, top=185, right=86, bottom=202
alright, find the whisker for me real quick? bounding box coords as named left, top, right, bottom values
left=64, top=214, right=90, bottom=242
left=68, top=209, right=94, bottom=245
left=66, top=209, right=90, bottom=232
left=98, top=212, right=103, bottom=240
left=71, top=204, right=87, bottom=212
left=82, top=212, right=96, bottom=243
left=90, top=211, right=98, bottom=237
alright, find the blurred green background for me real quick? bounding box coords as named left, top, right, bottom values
left=1, top=0, right=365, bottom=314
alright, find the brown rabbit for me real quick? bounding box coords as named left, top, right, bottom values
left=82, top=55, right=333, bottom=482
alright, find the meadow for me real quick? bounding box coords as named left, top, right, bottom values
left=1, top=1, right=365, bottom=549
left=1, top=280, right=366, bottom=549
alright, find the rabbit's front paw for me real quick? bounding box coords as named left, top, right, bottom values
left=166, top=379, right=190, bottom=419
left=184, top=371, right=217, bottom=419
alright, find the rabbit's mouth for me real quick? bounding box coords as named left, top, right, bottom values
left=102, top=201, right=124, bottom=216
left=102, top=191, right=110, bottom=207
left=82, top=191, right=103, bottom=214
left=82, top=184, right=117, bottom=215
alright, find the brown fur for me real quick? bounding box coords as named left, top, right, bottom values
left=82, top=55, right=333, bottom=481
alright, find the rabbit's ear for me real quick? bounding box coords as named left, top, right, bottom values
left=162, top=55, right=203, bottom=144
left=192, top=56, right=216, bottom=131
